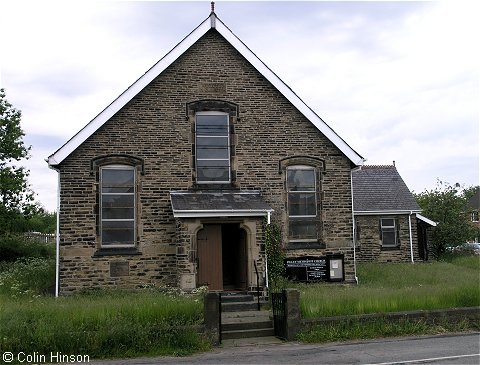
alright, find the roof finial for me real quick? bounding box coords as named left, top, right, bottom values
left=211, top=1, right=215, bottom=14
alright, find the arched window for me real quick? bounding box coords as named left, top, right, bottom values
left=195, top=111, right=230, bottom=183
left=287, top=165, right=318, bottom=242
left=280, top=156, right=324, bottom=248
left=100, top=165, right=136, bottom=247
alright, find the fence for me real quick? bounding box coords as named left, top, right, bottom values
left=24, top=232, right=56, bottom=244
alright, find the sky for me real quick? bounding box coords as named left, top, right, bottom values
left=1, top=0, right=479, bottom=212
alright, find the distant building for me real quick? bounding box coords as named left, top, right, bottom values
left=352, top=165, right=436, bottom=262
left=467, top=189, right=480, bottom=243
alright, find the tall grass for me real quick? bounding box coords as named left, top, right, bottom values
left=0, top=290, right=210, bottom=360
left=299, top=256, right=480, bottom=318
left=297, top=317, right=474, bottom=343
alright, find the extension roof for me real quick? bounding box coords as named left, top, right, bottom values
left=352, top=165, right=421, bottom=214
left=47, top=12, right=364, bottom=167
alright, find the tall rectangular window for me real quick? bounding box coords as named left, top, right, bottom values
left=380, top=218, right=399, bottom=247
left=100, top=166, right=135, bottom=246
left=196, top=112, right=230, bottom=183
left=287, top=166, right=318, bottom=241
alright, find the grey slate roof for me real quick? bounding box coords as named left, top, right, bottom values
left=170, top=190, right=273, bottom=218
left=352, top=165, right=420, bottom=213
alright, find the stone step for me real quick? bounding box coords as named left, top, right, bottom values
left=221, top=336, right=284, bottom=347
left=220, top=293, right=254, bottom=303
left=221, top=327, right=275, bottom=340
left=221, top=301, right=259, bottom=312
left=221, top=310, right=272, bottom=323
left=222, top=320, right=274, bottom=332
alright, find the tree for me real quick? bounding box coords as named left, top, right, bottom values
left=414, top=180, right=478, bottom=258
left=0, top=88, right=34, bottom=234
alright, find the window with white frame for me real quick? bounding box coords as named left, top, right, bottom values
left=100, top=166, right=135, bottom=246
left=471, top=211, right=479, bottom=222
left=380, top=218, right=400, bottom=247
left=195, top=112, right=230, bottom=183
left=287, top=166, right=318, bottom=241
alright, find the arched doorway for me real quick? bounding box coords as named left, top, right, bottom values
left=197, top=223, right=247, bottom=291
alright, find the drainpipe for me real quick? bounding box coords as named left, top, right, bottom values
left=409, top=211, right=414, bottom=264
left=48, top=165, right=61, bottom=297
left=350, top=168, right=360, bottom=284
left=265, top=211, right=271, bottom=289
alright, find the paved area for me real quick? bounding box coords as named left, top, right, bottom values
left=86, top=332, right=480, bottom=365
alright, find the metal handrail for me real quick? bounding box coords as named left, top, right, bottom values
left=253, top=260, right=260, bottom=310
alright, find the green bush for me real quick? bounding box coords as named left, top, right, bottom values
left=0, top=235, right=55, bottom=262
left=0, top=257, right=55, bottom=296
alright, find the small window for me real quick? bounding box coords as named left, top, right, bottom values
left=380, top=218, right=399, bottom=247
left=100, top=166, right=135, bottom=246
left=471, top=211, right=479, bottom=222
left=196, top=112, right=230, bottom=183
left=287, top=166, right=318, bottom=241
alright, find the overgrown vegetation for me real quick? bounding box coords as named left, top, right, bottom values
left=265, top=221, right=286, bottom=291
left=296, top=256, right=479, bottom=343
left=0, top=235, right=210, bottom=361
left=414, top=181, right=479, bottom=258
left=297, top=317, right=475, bottom=343
left=298, top=257, right=480, bottom=318
left=0, top=291, right=210, bottom=361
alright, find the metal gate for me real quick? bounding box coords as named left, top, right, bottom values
left=271, top=290, right=287, bottom=339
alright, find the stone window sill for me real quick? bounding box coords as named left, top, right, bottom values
left=93, top=247, right=141, bottom=257
left=287, top=241, right=325, bottom=250
left=381, top=246, right=401, bottom=251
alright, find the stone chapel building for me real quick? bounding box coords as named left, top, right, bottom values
left=48, top=10, right=367, bottom=294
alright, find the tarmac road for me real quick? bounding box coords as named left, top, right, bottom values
left=88, top=332, right=480, bottom=365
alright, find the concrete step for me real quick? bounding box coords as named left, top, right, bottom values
left=221, top=327, right=275, bottom=340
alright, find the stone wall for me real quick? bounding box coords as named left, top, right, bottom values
left=57, top=29, right=356, bottom=293
left=355, top=214, right=420, bottom=263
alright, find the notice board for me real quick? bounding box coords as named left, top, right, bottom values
left=285, top=256, right=328, bottom=282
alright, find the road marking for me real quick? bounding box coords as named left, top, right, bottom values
left=364, top=353, right=480, bottom=365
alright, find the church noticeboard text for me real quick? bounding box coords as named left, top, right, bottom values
left=285, top=256, right=327, bottom=282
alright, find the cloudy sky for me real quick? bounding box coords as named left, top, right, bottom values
left=1, top=0, right=478, bottom=212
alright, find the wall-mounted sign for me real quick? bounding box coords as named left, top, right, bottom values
left=285, top=255, right=344, bottom=282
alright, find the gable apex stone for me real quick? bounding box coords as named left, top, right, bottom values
left=47, top=12, right=364, bottom=167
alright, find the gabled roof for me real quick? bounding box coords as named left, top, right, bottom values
left=47, top=12, right=364, bottom=167
left=352, top=165, right=421, bottom=214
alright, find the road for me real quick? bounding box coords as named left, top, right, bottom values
left=89, top=333, right=479, bottom=365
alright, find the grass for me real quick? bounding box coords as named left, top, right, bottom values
left=0, top=290, right=210, bottom=361
left=297, top=317, right=476, bottom=343
left=1, top=238, right=478, bottom=358
left=0, top=238, right=210, bottom=362
left=296, top=255, right=480, bottom=343
left=298, top=255, right=480, bottom=318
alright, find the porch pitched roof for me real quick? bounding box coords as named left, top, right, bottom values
left=170, top=190, right=273, bottom=218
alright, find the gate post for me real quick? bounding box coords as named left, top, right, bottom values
left=284, top=288, right=301, bottom=341
left=204, top=292, right=220, bottom=345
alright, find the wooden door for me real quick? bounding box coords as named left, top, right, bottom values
left=197, top=224, right=223, bottom=290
